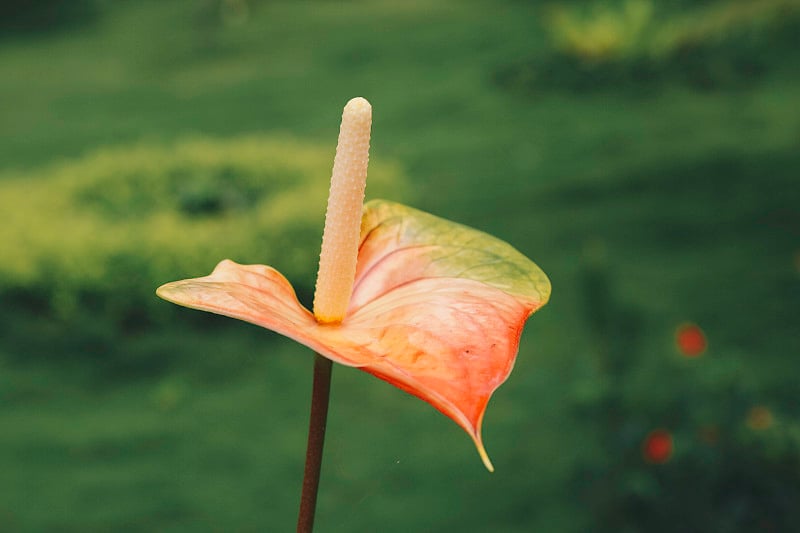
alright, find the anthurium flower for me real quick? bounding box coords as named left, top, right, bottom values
left=157, top=199, right=550, bottom=470
left=157, top=97, right=550, bottom=473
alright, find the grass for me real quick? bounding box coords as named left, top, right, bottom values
left=0, top=0, right=798, bottom=531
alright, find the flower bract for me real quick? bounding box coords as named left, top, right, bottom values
left=157, top=199, right=550, bottom=470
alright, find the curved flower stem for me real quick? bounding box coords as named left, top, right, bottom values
left=297, top=353, right=333, bottom=533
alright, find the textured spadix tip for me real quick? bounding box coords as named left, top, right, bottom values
left=344, top=96, right=371, bottom=116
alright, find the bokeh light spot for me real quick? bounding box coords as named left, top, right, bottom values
left=746, top=405, right=774, bottom=431
left=675, top=322, right=707, bottom=357
left=643, top=429, right=674, bottom=464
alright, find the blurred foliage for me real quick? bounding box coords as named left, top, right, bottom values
left=572, top=246, right=800, bottom=531
left=0, top=0, right=97, bottom=35
left=497, top=0, right=800, bottom=92
left=0, top=136, right=406, bottom=365
left=547, top=0, right=655, bottom=62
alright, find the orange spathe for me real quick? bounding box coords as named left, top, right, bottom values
left=158, top=200, right=550, bottom=471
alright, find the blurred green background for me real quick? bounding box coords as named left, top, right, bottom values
left=1, top=0, right=798, bottom=531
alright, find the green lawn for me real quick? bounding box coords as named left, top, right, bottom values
left=1, top=1, right=798, bottom=531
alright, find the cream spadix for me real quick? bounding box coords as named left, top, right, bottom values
left=313, top=97, right=372, bottom=324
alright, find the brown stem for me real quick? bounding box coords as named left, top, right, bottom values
left=296, top=354, right=333, bottom=533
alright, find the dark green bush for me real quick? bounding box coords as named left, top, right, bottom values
left=570, top=241, right=800, bottom=532
left=0, top=0, right=97, bottom=35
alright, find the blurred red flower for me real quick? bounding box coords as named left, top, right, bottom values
left=675, top=323, right=707, bottom=357
left=643, top=429, right=674, bottom=464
